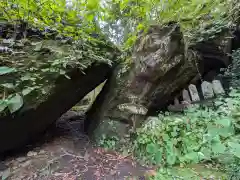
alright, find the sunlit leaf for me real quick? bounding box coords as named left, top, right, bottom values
left=0, top=66, right=16, bottom=75
left=7, top=94, right=24, bottom=113
left=1, top=83, right=15, bottom=89
left=0, top=100, right=8, bottom=112
left=146, top=143, right=158, bottom=154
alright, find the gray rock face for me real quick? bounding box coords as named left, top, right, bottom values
left=85, top=23, right=200, bottom=139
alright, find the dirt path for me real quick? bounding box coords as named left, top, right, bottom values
left=0, top=114, right=151, bottom=180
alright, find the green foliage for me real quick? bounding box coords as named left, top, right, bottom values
left=101, top=0, right=239, bottom=48
left=148, top=165, right=228, bottom=180
left=130, top=89, right=240, bottom=168
left=0, top=66, right=16, bottom=75
left=0, top=0, right=120, bottom=115
left=226, top=158, right=240, bottom=180
left=225, top=48, right=240, bottom=88
left=0, top=37, right=115, bottom=114
left=99, top=134, right=119, bottom=150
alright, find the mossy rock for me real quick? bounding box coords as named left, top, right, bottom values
left=93, top=119, right=130, bottom=145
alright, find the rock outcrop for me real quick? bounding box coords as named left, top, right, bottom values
left=0, top=21, right=236, bottom=153
left=0, top=22, right=118, bottom=153
left=0, top=63, right=112, bottom=153
left=84, top=23, right=200, bottom=140
left=84, top=23, right=235, bottom=141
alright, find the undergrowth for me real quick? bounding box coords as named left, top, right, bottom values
left=99, top=88, right=240, bottom=179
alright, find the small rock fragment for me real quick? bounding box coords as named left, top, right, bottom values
left=27, top=151, right=37, bottom=157
left=20, top=160, right=31, bottom=168
left=16, top=157, right=27, bottom=163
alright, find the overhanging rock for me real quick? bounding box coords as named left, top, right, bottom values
left=0, top=63, right=112, bottom=154
left=0, top=21, right=119, bottom=154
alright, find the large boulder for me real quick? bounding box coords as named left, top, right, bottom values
left=84, top=23, right=236, bottom=140
left=84, top=23, right=200, bottom=139
left=0, top=63, right=112, bottom=153
left=0, top=22, right=118, bottom=154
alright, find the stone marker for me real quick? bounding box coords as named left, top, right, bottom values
left=188, top=84, right=200, bottom=102
left=201, top=81, right=214, bottom=99
left=212, top=80, right=225, bottom=95
left=182, top=89, right=191, bottom=103
left=174, top=97, right=180, bottom=105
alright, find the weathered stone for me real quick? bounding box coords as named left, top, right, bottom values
left=188, top=84, right=200, bottom=102
left=189, top=27, right=233, bottom=83
left=0, top=63, right=112, bottom=154
left=93, top=119, right=130, bottom=143
left=16, top=157, right=27, bottom=163
left=182, top=89, right=191, bottom=103
left=27, top=151, right=38, bottom=157
left=212, top=80, right=225, bottom=95
left=201, top=81, right=214, bottom=99
left=168, top=101, right=192, bottom=112
left=0, top=20, right=236, bottom=154
left=0, top=21, right=120, bottom=154
left=174, top=97, right=180, bottom=105
left=85, top=23, right=199, bottom=137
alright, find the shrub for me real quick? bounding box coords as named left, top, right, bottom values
left=130, top=89, right=240, bottom=167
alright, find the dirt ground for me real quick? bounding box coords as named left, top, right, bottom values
left=0, top=113, right=151, bottom=180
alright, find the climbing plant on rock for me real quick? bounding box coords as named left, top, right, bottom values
left=0, top=0, right=119, bottom=115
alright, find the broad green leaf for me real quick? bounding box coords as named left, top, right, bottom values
left=1, top=83, right=15, bottom=89
left=33, top=41, right=43, bottom=51
left=87, top=0, right=99, bottom=9
left=155, top=148, right=163, bottom=164
left=183, top=152, right=200, bottom=163
left=216, top=118, right=231, bottom=127
left=22, top=87, right=35, bottom=96
left=228, top=142, right=240, bottom=158
left=7, top=94, right=24, bottom=113
left=200, top=147, right=211, bottom=160
left=166, top=154, right=177, bottom=165
left=0, top=100, right=7, bottom=112
left=212, top=142, right=226, bottom=155
left=0, top=66, right=16, bottom=75
left=146, top=143, right=158, bottom=154
left=162, top=134, right=170, bottom=141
